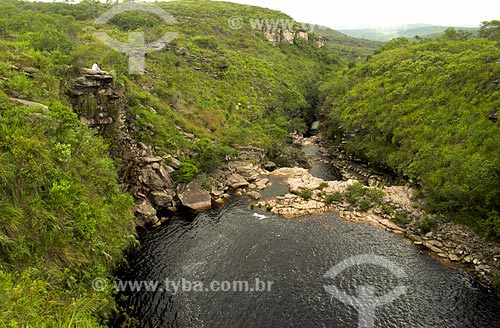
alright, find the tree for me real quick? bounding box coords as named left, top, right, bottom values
left=479, top=20, right=500, bottom=41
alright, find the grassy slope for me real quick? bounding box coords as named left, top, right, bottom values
left=321, top=36, right=500, bottom=239
left=0, top=0, right=367, bottom=325
left=0, top=2, right=137, bottom=326
left=341, top=24, right=479, bottom=41
left=311, top=25, right=382, bottom=60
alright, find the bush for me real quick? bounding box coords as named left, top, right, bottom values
left=418, top=217, right=437, bottom=233
left=173, top=161, right=200, bottom=183
left=345, top=182, right=385, bottom=211
left=319, top=182, right=329, bottom=190
left=298, top=188, right=313, bottom=200
left=325, top=192, right=342, bottom=205
left=392, top=212, right=412, bottom=226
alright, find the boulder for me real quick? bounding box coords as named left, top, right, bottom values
left=164, top=155, right=181, bottom=169
left=255, top=178, right=269, bottom=190
left=177, top=182, right=212, bottom=211
left=264, top=161, right=277, bottom=171
left=143, top=156, right=163, bottom=163
left=141, top=167, right=168, bottom=191
left=9, top=97, right=48, bottom=110
left=157, top=165, right=173, bottom=187
left=247, top=191, right=261, bottom=200
left=150, top=191, right=173, bottom=207
left=227, top=173, right=249, bottom=189
left=134, top=199, right=157, bottom=227
left=423, top=240, right=444, bottom=254
left=234, top=163, right=260, bottom=181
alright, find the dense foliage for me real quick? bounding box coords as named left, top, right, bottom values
left=321, top=32, right=500, bottom=239
left=0, top=0, right=369, bottom=325
left=0, top=98, right=136, bottom=326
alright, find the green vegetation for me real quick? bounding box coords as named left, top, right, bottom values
left=344, top=182, right=385, bottom=211
left=318, top=182, right=329, bottom=190
left=5, top=0, right=500, bottom=323
left=298, top=188, right=313, bottom=200
left=0, top=99, right=135, bottom=326
left=0, top=0, right=370, bottom=324
left=312, top=25, right=382, bottom=60
left=340, top=24, right=478, bottom=42
left=324, top=192, right=342, bottom=205
left=418, top=217, right=437, bottom=234
left=392, top=212, right=412, bottom=226
left=322, top=24, right=500, bottom=239
left=173, top=161, right=201, bottom=183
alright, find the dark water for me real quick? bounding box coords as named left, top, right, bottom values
left=122, top=205, right=500, bottom=328
left=120, top=143, right=500, bottom=328
left=302, top=144, right=342, bottom=180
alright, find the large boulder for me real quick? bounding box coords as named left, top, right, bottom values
left=177, top=182, right=212, bottom=211
left=227, top=173, right=249, bottom=189
left=234, top=163, right=260, bottom=181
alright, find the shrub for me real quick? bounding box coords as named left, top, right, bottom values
left=299, top=188, right=313, bottom=200
left=345, top=182, right=385, bottom=211
left=392, top=212, right=412, bottom=226
left=173, top=161, right=200, bottom=183
left=325, top=192, right=342, bottom=205
left=418, top=217, right=437, bottom=234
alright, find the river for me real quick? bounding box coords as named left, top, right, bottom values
left=118, top=142, right=500, bottom=328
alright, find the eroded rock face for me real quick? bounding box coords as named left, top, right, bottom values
left=66, top=69, right=118, bottom=127
left=177, top=182, right=212, bottom=211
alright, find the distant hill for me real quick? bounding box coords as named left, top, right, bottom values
left=340, top=24, right=479, bottom=41
left=309, top=25, right=382, bottom=60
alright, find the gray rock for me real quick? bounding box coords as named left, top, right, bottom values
left=157, top=165, right=173, bottom=186
left=134, top=199, right=157, bottom=227
left=177, top=182, right=212, bottom=211
left=423, top=241, right=444, bottom=254
left=150, top=191, right=173, bottom=207
left=227, top=173, right=249, bottom=189
left=142, top=168, right=167, bottom=191
left=164, top=155, right=181, bottom=169
left=143, top=156, right=163, bottom=163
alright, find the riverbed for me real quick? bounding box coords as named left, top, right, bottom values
left=119, top=142, right=500, bottom=328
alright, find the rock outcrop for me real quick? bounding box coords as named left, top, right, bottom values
left=66, top=69, right=118, bottom=127
left=263, top=28, right=326, bottom=48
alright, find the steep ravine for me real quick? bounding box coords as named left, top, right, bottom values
left=116, top=133, right=500, bottom=327
left=67, top=71, right=499, bottom=327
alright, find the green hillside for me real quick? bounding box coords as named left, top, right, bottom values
left=341, top=24, right=479, bottom=41
left=305, top=24, right=382, bottom=60
left=321, top=28, right=500, bottom=239
left=0, top=0, right=340, bottom=325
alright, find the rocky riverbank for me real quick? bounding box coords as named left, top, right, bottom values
left=67, top=71, right=499, bottom=290
left=248, top=135, right=500, bottom=287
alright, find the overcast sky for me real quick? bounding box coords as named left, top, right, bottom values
left=221, top=0, right=500, bottom=29
left=28, top=0, right=500, bottom=29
